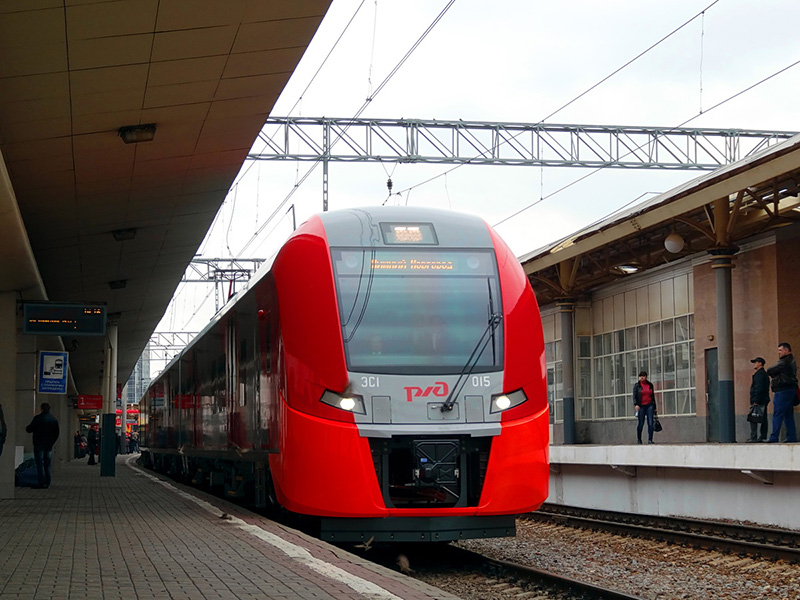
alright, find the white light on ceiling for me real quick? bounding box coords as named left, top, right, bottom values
left=664, top=233, right=685, bottom=254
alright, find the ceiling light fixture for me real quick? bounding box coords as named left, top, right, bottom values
left=108, top=280, right=127, bottom=290
left=664, top=232, right=685, bottom=254
left=112, top=228, right=137, bottom=241
left=118, top=123, right=156, bottom=144
left=616, top=265, right=639, bottom=275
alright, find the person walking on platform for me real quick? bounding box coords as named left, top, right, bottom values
left=766, top=342, right=798, bottom=443
left=747, top=357, right=770, bottom=442
left=73, top=430, right=84, bottom=458
left=25, top=402, right=60, bottom=488
left=87, top=422, right=99, bottom=465
left=633, top=371, right=657, bottom=444
left=130, top=431, right=139, bottom=453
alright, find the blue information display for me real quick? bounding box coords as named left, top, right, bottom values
left=38, top=351, right=69, bottom=395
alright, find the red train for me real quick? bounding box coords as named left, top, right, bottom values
left=140, top=206, right=549, bottom=542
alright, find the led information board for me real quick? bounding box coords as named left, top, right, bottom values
left=23, top=303, right=106, bottom=336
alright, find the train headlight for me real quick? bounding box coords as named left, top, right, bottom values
left=490, top=389, right=527, bottom=413
left=320, top=390, right=366, bottom=414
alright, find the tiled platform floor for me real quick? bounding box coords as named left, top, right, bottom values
left=0, top=455, right=459, bottom=600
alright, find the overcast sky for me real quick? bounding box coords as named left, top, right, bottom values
left=152, top=0, right=800, bottom=361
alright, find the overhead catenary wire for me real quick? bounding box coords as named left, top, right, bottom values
left=237, top=0, right=457, bottom=256
left=493, top=56, right=800, bottom=228
left=174, top=1, right=371, bottom=331
left=197, top=0, right=370, bottom=257
left=231, top=0, right=369, bottom=192
left=392, top=0, right=721, bottom=199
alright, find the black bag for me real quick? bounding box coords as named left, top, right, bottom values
left=747, top=404, right=765, bottom=424
left=14, top=458, right=39, bottom=487
left=653, top=415, right=663, bottom=432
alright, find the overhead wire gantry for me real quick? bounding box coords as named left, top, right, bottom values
left=250, top=117, right=796, bottom=169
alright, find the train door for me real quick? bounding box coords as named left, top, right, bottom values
left=227, top=316, right=246, bottom=448
left=256, top=307, right=273, bottom=450
left=705, top=347, right=719, bottom=442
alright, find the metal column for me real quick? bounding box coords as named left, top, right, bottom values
left=0, top=293, right=16, bottom=498
left=709, top=249, right=737, bottom=443
left=559, top=299, right=577, bottom=444
left=322, top=121, right=329, bottom=212
left=100, top=323, right=118, bottom=475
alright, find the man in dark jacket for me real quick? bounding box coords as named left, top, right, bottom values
left=25, top=402, right=60, bottom=488
left=765, top=342, right=798, bottom=443
left=87, top=423, right=99, bottom=465
left=747, top=357, right=770, bottom=442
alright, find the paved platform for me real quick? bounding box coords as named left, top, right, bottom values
left=549, top=443, right=800, bottom=530
left=551, top=441, right=800, bottom=471
left=0, top=456, right=459, bottom=600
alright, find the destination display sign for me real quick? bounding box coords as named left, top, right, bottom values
left=380, top=222, right=438, bottom=245
left=24, top=303, right=106, bottom=336
left=333, top=249, right=496, bottom=278
left=370, top=258, right=454, bottom=271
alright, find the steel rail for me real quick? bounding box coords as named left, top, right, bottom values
left=530, top=505, right=800, bottom=563
left=479, top=551, right=646, bottom=600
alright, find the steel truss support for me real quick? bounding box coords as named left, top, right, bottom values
left=182, top=258, right=265, bottom=311
left=250, top=117, right=797, bottom=170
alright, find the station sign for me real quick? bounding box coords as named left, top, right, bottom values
left=78, top=394, right=104, bottom=410
left=37, top=351, right=68, bottom=395
left=23, top=302, right=106, bottom=336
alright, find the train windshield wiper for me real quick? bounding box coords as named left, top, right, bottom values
left=441, top=283, right=502, bottom=412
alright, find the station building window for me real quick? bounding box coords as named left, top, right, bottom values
left=545, top=340, right=561, bottom=424
left=582, top=314, right=696, bottom=420
left=542, top=268, right=696, bottom=424
left=545, top=336, right=591, bottom=424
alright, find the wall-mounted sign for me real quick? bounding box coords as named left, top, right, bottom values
left=78, top=394, right=103, bottom=410
left=38, top=351, right=69, bottom=394
left=23, top=303, right=106, bottom=336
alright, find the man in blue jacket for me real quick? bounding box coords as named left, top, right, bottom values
left=25, top=403, right=60, bottom=488
left=765, top=343, right=798, bottom=443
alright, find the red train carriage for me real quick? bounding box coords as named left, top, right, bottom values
left=140, top=206, right=549, bottom=542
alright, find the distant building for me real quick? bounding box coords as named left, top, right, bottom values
left=123, top=344, right=151, bottom=406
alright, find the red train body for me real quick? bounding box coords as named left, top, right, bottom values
left=140, top=206, right=549, bottom=542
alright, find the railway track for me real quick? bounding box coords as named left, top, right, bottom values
left=529, top=504, right=800, bottom=563
left=361, top=542, right=645, bottom=600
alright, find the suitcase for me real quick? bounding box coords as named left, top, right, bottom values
left=15, top=459, right=39, bottom=487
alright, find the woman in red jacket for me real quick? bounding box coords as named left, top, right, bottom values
left=633, top=371, right=657, bottom=444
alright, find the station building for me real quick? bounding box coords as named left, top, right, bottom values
left=523, top=133, right=800, bottom=446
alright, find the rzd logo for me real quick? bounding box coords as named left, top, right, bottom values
left=404, top=381, right=449, bottom=402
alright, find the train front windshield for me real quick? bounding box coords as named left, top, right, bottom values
left=331, top=249, right=503, bottom=375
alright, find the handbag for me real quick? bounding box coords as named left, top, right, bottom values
left=653, top=415, right=663, bottom=432
left=747, top=404, right=765, bottom=424
left=795, top=385, right=800, bottom=407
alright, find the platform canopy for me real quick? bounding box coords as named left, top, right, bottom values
left=0, top=1, right=331, bottom=394
left=521, top=134, right=800, bottom=305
